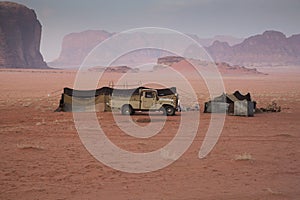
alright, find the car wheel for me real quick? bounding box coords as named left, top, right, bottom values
left=121, top=105, right=133, bottom=115
left=163, top=105, right=175, bottom=116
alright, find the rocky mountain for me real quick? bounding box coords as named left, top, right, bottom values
left=48, top=30, right=113, bottom=67
left=207, top=31, right=300, bottom=66
left=49, top=30, right=244, bottom=68
left=0, top=2, right=48, bottom=69
left=188, top=34, right=243, bottom=47
left=48, top=30, right=176, bottom=68
left=49, top=29, right=300, bottom=68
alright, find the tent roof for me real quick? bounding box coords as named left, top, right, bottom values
left=211, top=91, right=252, bottom=103
left=63, top=86, right=177, bottom=98
left=233, top=91, right=251, bottom=101
left=227, top=94, right=239, bottom=102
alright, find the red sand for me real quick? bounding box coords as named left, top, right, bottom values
left=0, top=68, right=300, bottom=199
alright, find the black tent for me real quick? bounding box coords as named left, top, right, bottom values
left=204, top=91, right=256, bottom=116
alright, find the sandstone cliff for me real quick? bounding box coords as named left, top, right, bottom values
left=207, top=31, right=300, bottom=66
left=50, top=29, right=300, bottom=68
left=48, top=30, right=112, bottom=68
left=0, top=2, right=48, bottom=68
left=49, top=31, right=245, bottom=68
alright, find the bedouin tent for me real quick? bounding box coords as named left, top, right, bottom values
left=203, top=91, right=256, bottom=116
left=55, top=87, right=177, bottom=112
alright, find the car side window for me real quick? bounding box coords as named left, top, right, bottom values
left=145, top=92, right=153, bottom=98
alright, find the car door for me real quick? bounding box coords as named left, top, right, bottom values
left=141, top=91, right=155, bottom=109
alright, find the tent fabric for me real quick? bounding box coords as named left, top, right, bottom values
left=234, top=101, right=254, bottom=117
left=211, top=93, right=227, bottom=102
left=233, top=91, right=251, bottom=101
left=157, top=87, right=177, bottom=96
left=63, top=87, right=112, bottom=97
left=226, top=94, right=239, bottom=102
left=204, top=102, right=228, bottom=113
left=61, top=94, right=105, bottom=112
left=204, top=91, right=255, bottom=115
left=211, top=91, right=248, bottom=103
left=210, top=91, right=251, bottom=103
left=63, top=87, right=176, bottom=98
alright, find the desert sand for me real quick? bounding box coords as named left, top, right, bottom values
left=0, top=67, right=300, bottom=200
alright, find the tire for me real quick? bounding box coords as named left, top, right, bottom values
left=121, top=105, right=133, bottom=115
left=163, top=105, right=175, bottom=116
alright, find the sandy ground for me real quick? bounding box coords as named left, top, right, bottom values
left=0, top=68, right=300, bottom=200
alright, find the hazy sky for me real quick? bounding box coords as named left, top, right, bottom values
left=11, top=0, right=300, bottom=61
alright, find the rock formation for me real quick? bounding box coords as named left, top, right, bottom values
left=188, top=34, right=244, bottom=47
left=50, top=29, right=300, bottom=68
left=105, top=66, right=139, bottom=73
left=157, top=56, right=185, bottom=66
left=156, top=56, right=266, bottom=75
left=88, top=65, right=139, bottom=73
left=48, top=30, right=173, bottom=68
left=207, top=31, right=300, bottom=66
left=0, top=2, right=48, bottom=68
left=48, top=30, right=112, bottom=68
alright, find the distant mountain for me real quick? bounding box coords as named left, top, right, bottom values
left=188, top=34, right=244, bottom=47
left=206, top=30, right=300, bottom=66
left=0, top=2, right=48, bottom=69
left=48, top=30, right=245, bottom=68
left=49, top=30, right=300, bottom=68
left=49, top=30, right=175, bottom=68
left=48, top=30, right=113, bottom=67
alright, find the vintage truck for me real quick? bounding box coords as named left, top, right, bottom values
left=109, top=87, right=179, bottom=116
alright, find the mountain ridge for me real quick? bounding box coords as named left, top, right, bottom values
left=207, top=30, right=300, bottom=66
left=48, top=30, right=300, bottom=68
